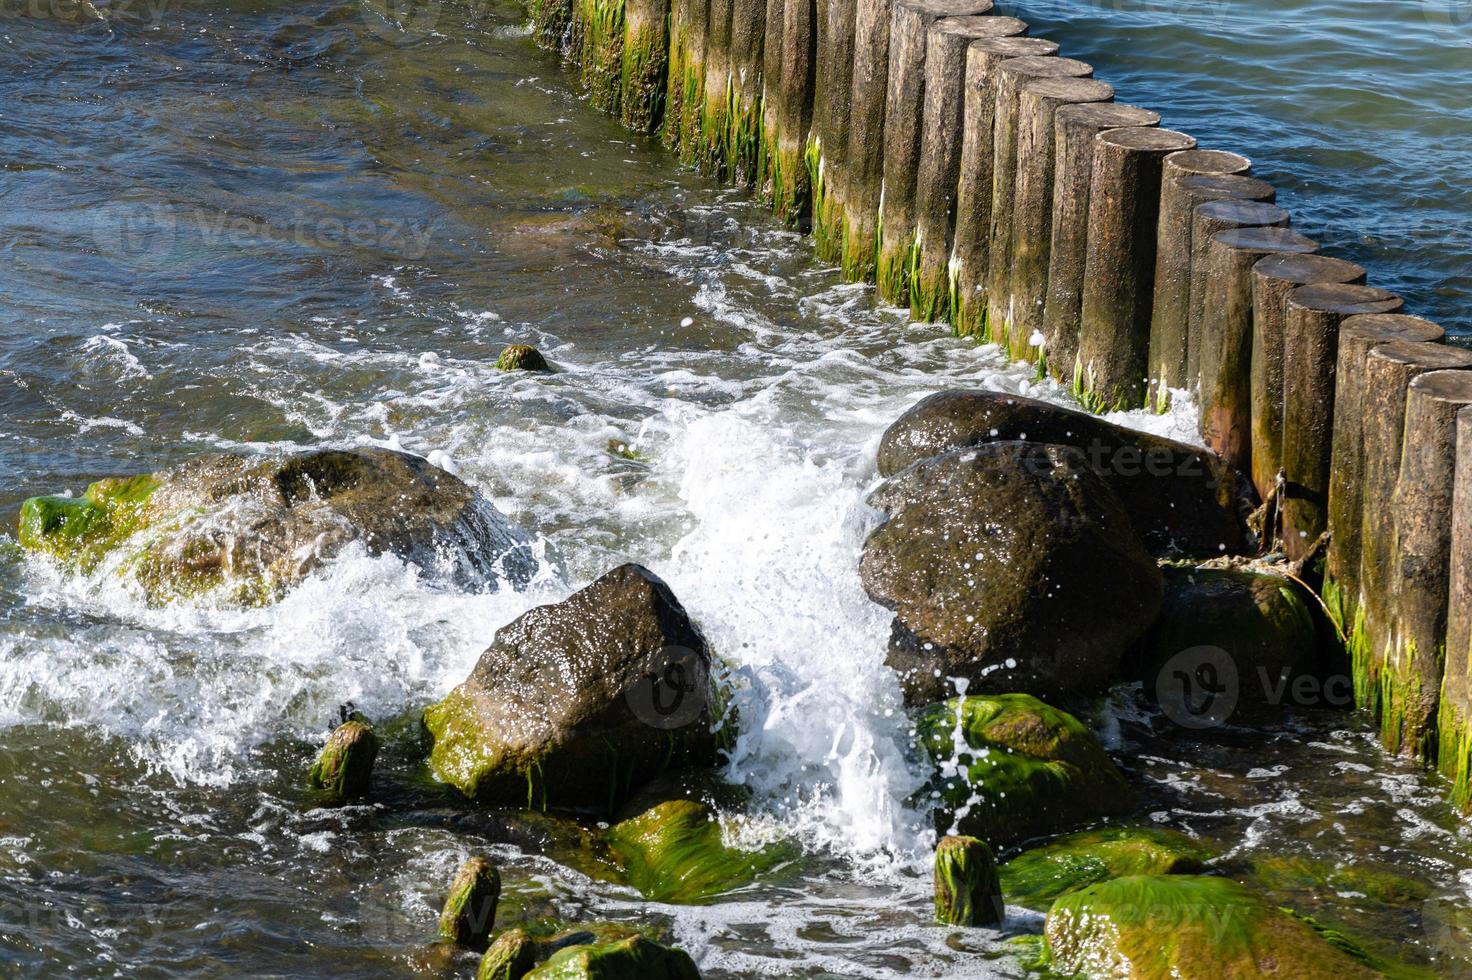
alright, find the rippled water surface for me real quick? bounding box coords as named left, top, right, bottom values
left=2, top=0, right=1472, bottom=976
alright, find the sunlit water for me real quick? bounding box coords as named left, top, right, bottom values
left=1, top=0, right=1471, bottom=976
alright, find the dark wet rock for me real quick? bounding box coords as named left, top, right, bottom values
left=1000, top=827, right=1215, bottom=911
left=422, top=565, right=720, bottom=814
left=307, top=716, right=380, bottom=804
left=439, top=856, right=502, bottom=950
left=863, top=442, right=1163, bottom=702
left=1126, top=566, right=1322, bottom=725
left=916, top=694, right=1136, bottom=849
left=496, top=344, right=551, bottom=372
left=17, top=448, right=534, bottom=604
left=1045, top=875, right=1386, bottom=979
left=934, top=835, right=1003, bottom=926
left=876, top=389, right=1250, bottom=555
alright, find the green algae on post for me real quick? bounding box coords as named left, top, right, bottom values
left=576, top=0, right=628, bottom=115
left=523, top=935, right=700, bottom=979
left=477, top=928, right=539, bottom=980
left=496, top=344, right=551, bottom=371
left=440, top=856, right=502, bottom=950
left=308, top=717, right=380, bottom=803
left=618, top=0, right=668, bottom=134
left=933, top=835, right=1002, bottom=926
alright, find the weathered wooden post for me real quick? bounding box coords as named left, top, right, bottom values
left=577, top=0, right=628, bottom=114
left=1324, top=314, right=1445, bottom=636
left=872, top=0, right=993, bottom=300
left=808, top=0, right=858, bottom=259
left=1382, top=371, right=1472, bottom=759
left=1004, top=76, right=1115, bottom=357
left=758, top=0, right=817, bottom=222
left=948, top=34, right=1062, bottom=335
left=699, top=0, right=735, bottom=174
left=1039, top=102, right=1159, bottom=370
left=1183, top=198, right=1289, bottom=389
left=530, top=0, right=574, bottom=51
left=1247, top=253, right=1367, bottom=502
left=1358, top=342, right=1472, bottom=714
left=1143, top=150, right=1254, bottom=406
left=1279, top=282, right=1403, bottom=562
left=1194, top=226, right=1318, bottom=472
left=619, top=0, right=670, bottom=133
left=985, top=56, right=1096, bottom=360
left=664, top=0, right=708, bottom=161
left=934, top=835, right=1003, bottom=926
left=840, top=0, right=898, bottom=281
left=1074, top=126, right=1196, bottom=411
left=908, top=14, right=1029, bottom=322
left=726, top=0, right=767, bottom=186
left=1438, top=408, right=1472, bottom=809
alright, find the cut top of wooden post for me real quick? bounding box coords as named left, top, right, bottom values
left=1285, top=281, right=1403, bottom=319
left=932, top=13, right=1026, bottom=41
left=1340, top=313, right=1445, bottom=347
left=1181, top=172, right=1275, bottom=203
left=898, top=0, right=992, bottom=16
left=1164, top=148, right=1251, bottom=180
left=1195, top=198, right=1288, bottom=230
left=1096, top=125, right=1195, bottom=156
left=967, top=34, right=1059, bottom=74
left=1211, top=224, right=1318, bottom=254
left=1253, top=252, right=1366, bottom=292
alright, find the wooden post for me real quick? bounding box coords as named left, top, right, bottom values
left=908, top=14, right=1029, bottom=323
left=619, top=0, right=671, bottom=133
left=872, top=0, right=994, bottom=300
left=758, top=0, right=817, bottom=223
left=1184, top=198, right=1289, bottom=390
left=530, top=0, right=575, bottom=51
left=841, top=0, right=899, bottom=281
left=944, top=34, right=1061, bottom=335
left=1358, top=342, right=1472, bottom=716
left=726, top=0, right=767, bottom=186
left=1383, top=371, right=1472, bottom=759
left=934, top=835, right=1003, bottom=926
left=1280, top=282, right=1403, bottom=562
left=665, top=0, right=708, bottom=162
left=1247, top=253, right=1367, bottom=502
left=1039, top=102, right=1159, bottom=372
left=1004, top=76, right=1115, bottom=358
left=985, top=56, right=1096, bottom=360
left=1144, top=150, right=1254, bottom=407
left=577, top=0, right=628, bottom=115
left=699, top=0, right=735, bottom=175
left=1195, top=226, right=1318, bottom=473
left=1438, top=409, right=1472, bottom=809
left=1324, top=314, right=1445, bottom=637
left=1074, top=126, right=1196, bottom=412
left=808, top=0, right=858, bottom=258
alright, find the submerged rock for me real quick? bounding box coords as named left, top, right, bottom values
left=863, top=443, right=1163, bottom=702
left=523, top=935, right=701, bottom=979
left=478, top=928, right=539, bottom=980
left=934, top=835, right=1003, bottom=927
left=496, top=344, right=551, bottom=372
left=605, top=799, right=798, bottom=904
left=307, top=716, right=380, bottom=804
left=17, top=448, right=534, bottom=604
left=422, top=565, right=720, bottom=814
left=916, top=694, right=1136, bottom=849
left=876, top=389, right=1250, bottom=555
left=1044, top=875, right=1384, bottom=979
left=1000, top=827, right=1215, bottom=911
left=439, top=856, right=502, bottom=950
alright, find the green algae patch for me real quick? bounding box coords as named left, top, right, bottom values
left=1000, top=827, right=1215, bottom=911
left=934, top=834, right=1003, bottom=926
left=605, top=799, right=798, bottom=904
left=916, top=694, right=1136, bottom=849
left=478, top=927, right=539, bottom=980
left=524, top=935, right=700, bottom=979
left=497, top=344, right=551, bottom=372
left=440, top=856, right=503, bottom=950
left=1247, top=854, right=1431, bottom=909
left=18, top=474, right=161, bottom=571
left=422, top=684, right=537, bottom=804
left=308, top=717, right=380, bottom=804
left=1044, top=875, right=1383, bottom=979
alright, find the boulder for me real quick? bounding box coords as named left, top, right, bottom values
left=422, top=565, right=720, bottom=814
left=1126, top=567, right=1322, bottom=727
left=863, top=443, right=1163, bottom=702
left=999, top=827, right=1215, bottom=911
left=916, top=694, right=1136, bottom=849
left=876, top=390, right=1249, bottom=555
left=17, top=448, right=534, bottom=604
left=605, top=799, right=798, bottom=904
left=1045, top=875, right=1385, bottom=979
left=523, top=936, right=701, bottom=979
left=496, top=344, right=551, bottom=372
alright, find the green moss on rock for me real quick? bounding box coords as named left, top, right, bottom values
left=479, top=927, right=539, bottom=980
left=916, top=694, right=1136, bottom=849
left=440, top=856, right=502, bottom=950
left=934, top=834, right=1002, bottom=926
left=524, top=935, right=700, bottom=979
left=496, top=344, right=551, bottom=372
left=307, top=718, right=380, bottom=803
left=18, top=474, right=160, bottom=570
left=1000, top=827, right=1215, bottom=911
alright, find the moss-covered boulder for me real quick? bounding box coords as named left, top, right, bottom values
left=307, top=716, right=380, bottom=803
left=423, top=565, right=720, bottom=814
left=916, top=694, right=1136, bottom=849
left=479, top=928, right=539, bottom=980
left=440, top=856, right=502, bottom=950
left=605, top=799, right=798, bottom=903
left=876, top=390, right=1250, bottom=556
left=523, top=935, right=700, bottom=979
left=1000, top=827, right=1215, bottom=911
left=934, top=835, right=1003, bottom=926
left=1126, top=567, right=1321, bottom=726
left=16, top=449, right=534, bottom=604
left=1044, top=875, right=1382, bottom=979
left=864, top=442, right=1163, bottom=703
left=496, top=344, right=551, bottom=372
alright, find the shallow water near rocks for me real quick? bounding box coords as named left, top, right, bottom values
left=1, top=0, right=1471, bottom=976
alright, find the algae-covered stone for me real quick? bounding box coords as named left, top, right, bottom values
left=876, top=389, right=1250, bottom=555
left=496, top=344, right=550, bottom=372
left=16, top=449, right=534, bottom=604
left=934, top=835, right=1003, bottom=926
left=307, top=718, right=380, bottom=803
left=1044, top=875, right=1381, bottom=979
left=524, top=935, right=700, bottom=979
left=916, top=694, right=1136, bottom=849
left=1000, top=827, right=1214, bottom=910
left=864, top=442, right=1163, bottom=703
left=440, top=856, right=502, bottom=950
left=423, top=564, right=720, bottom=814
left=605, top=799, right=797, bottom=903
left=478, top=927, right=539, bottom=980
